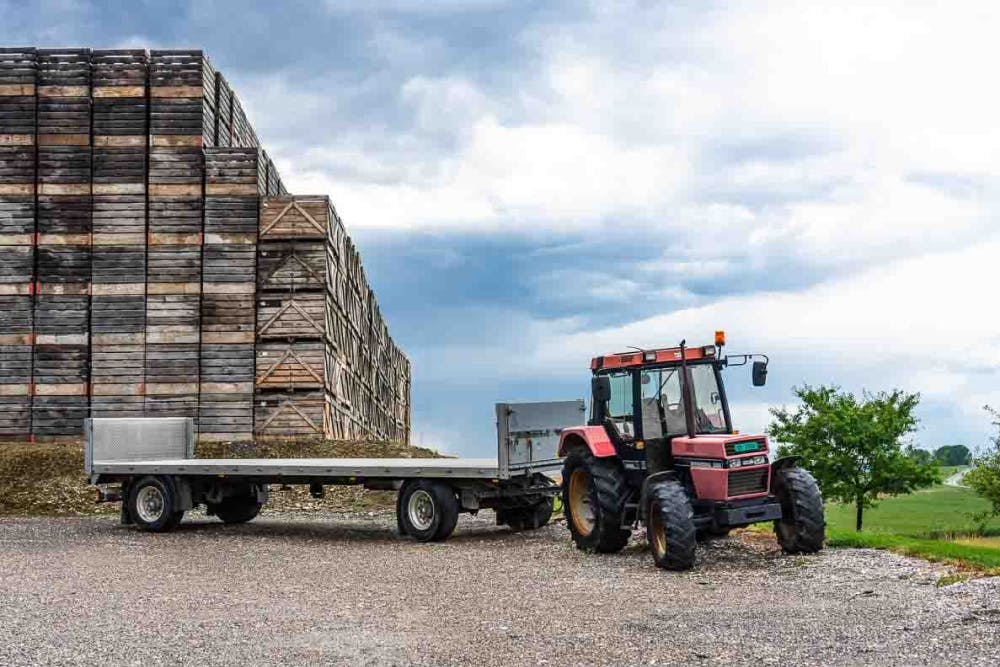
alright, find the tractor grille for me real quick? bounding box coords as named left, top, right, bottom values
left=725, top=439, right=766, bottom=456
left=727, top=468, right=769, bottom=496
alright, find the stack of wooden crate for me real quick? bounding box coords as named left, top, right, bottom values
left=0, top=46, right=409, bottom=443
left=256, top=196, right=410, bottom=441
left=0, top=47, right=36, bottom=438
left=90, top=49, right=148, bottom=419
left=199, top=147, right=259, bottom=440
left=33, top=48, right=92, bottom=438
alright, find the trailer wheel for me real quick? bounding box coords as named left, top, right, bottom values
left=561, top=450, right=630, bottom=553
left=501, top=496, right=555, bottom=532
left=127, top=476, right=184, bottom=533
left=398, top=480, right=459, bottom=542
left=647, top=480, right=696, bottom=571
left=210, top=497, right=262, bottom=524
left=773, top=466, right=826, bottom=554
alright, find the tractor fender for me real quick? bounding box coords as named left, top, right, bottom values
left=638, top=470, right=679, bottom=522
left=557, top=426, right=617, bottom=458
left=770, top=456, right=801, bottom=490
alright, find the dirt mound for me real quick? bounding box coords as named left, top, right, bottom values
left=0, top=439, right=443, bottom=517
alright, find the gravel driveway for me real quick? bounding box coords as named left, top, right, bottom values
left=1, top=513, right=997, bottom=666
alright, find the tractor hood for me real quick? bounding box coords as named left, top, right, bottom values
left=671, top=433, right=769, bottom=460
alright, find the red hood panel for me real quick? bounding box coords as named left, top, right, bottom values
left=671, top=434, right=769, bottom=459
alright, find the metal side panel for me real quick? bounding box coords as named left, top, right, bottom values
left=87, top=417, right=195, bottom=473
left=496, top=399, right=586, bottom=478
left=90, top=457, right=501, bottom=479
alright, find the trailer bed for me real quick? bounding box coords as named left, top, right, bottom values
left=91, top=457, right=500, bottom=479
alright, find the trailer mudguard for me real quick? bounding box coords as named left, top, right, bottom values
left=557, top=425, right=617, bottom=458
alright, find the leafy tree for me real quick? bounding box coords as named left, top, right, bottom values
left=768, top=385, right=940, bottom=531
left=933, top=444, right=972, bottom=466
left=965, top=406, right=1000, bottom=530
left=910, top=448, right=935, bottom=466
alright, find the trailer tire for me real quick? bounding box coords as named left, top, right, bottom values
left=562, top=450, right=630, bottom=553
left=127, top=475, right=184, bottom=533
left=647, top=480, right=696, bottom=571
left=398, top=480, right=459, bottom=542
left=774, top=466, right=825, bottom=553
left=502, top=496, right=555, bottom=531
left=210, top=497, right=262, bottom=524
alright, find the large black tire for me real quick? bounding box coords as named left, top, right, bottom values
left=561, top=450, right=630, bottom=553
left=398, top=480, right=460, bottom=542
left=501, top=496, right=555, bottom=532
left=127, top=475, right=184, bottom=533
left=646, top=481, right=696, bottom=571
left=210, top=496, right=263, bottom=524
left=773, top=466, right=826, bottom=554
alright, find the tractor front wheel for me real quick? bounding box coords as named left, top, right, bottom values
left=561, top=450, right=630, bottom=553
left=647, top=480, right=696, bottom=570
left=773, top=466, right=825, bottom=554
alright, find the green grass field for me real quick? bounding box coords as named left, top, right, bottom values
left=820, top=467, right=1000, bottom=572
left=825, top=483, right=1000, bottom=539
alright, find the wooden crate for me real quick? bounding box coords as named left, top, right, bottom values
left=0, top=293, right=32, bottom=336
left=144, top=393, right=199, bottom=419
left=0, top=396, right=31, bottom=437
left=91, top=49, right=148, bottom=139
left=144, top=343, right=198, bottom=391
left=255, top=340, right=324, bottom=391
left=149, top=50, right=214, bottom=148
left=33, top=294, right=88, bottom=337
left=91, top=395, right=144, bottom=418
left=146, top=294, right=199, bottom=343
left=255, top=390, right=324, bottom=437
left=0, top=197, right=34, bottom=238
left=258, top=242, right=325, bottom=292
left=0, top=47, right=37, bottom=146
left=32, top=344, right=88, bottom=388
left=91, top=293, right=145, bottom=333
left=37, top=49, right=90, bottom=144
left=256, top=292, right=326, bottom=339
left=198, top=392, right=253, bottom=439
left=90, top=341, right=144, bottom=394
left=92, top=195, right=144, bottom=242
left=31, top=395, right=88, bottom=439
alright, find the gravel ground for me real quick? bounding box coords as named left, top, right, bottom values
left=1, top=512, right=998, bottom=666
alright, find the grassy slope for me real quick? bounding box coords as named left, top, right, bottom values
left=822, top=470, right=1000, bottom=572
left=0, top=438, right=442, bottom=517
left=825, top=484, right=1000, bottom=539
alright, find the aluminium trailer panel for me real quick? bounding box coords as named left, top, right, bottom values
left=90, top=456, right=500, bottom=479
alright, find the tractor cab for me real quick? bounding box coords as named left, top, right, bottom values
left=588, top=333, right=763, bottom=475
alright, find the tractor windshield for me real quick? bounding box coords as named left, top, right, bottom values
left=639, top=363, right=727, bottom=438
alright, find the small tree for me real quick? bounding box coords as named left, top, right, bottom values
left=965, top=406, right=1000, bottom=529
left=934, top=444, right=972, bottom=466
left=768, top=385, right=940, bottom=531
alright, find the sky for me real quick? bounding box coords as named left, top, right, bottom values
left=4, top=0, right=999, bottom=456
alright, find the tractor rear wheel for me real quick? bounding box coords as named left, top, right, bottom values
left=773, top=466, right=825, bottom=553
left=647, top=480, right=696, bottom=571
left=561, top=450, right=630, bottom=553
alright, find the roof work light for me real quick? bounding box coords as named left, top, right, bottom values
left=715, top=330, right=726, bottom=347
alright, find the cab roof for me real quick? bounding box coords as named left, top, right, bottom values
left=591, top=344, right=717, bottom=371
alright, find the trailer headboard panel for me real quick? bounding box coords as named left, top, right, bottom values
left=496, top=400, right=586, bottom=479
left=85, top=417, right=196, bottom=474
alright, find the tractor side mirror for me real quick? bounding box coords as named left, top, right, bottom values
left=592, top=375, right=612, bottom=403
left=752, top=360, right=768, bottom=387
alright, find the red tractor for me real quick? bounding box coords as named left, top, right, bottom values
left=558, top=332, right=825, bottom=570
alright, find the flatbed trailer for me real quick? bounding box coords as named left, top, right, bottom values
left=86, top=400, right=585, bottom=541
